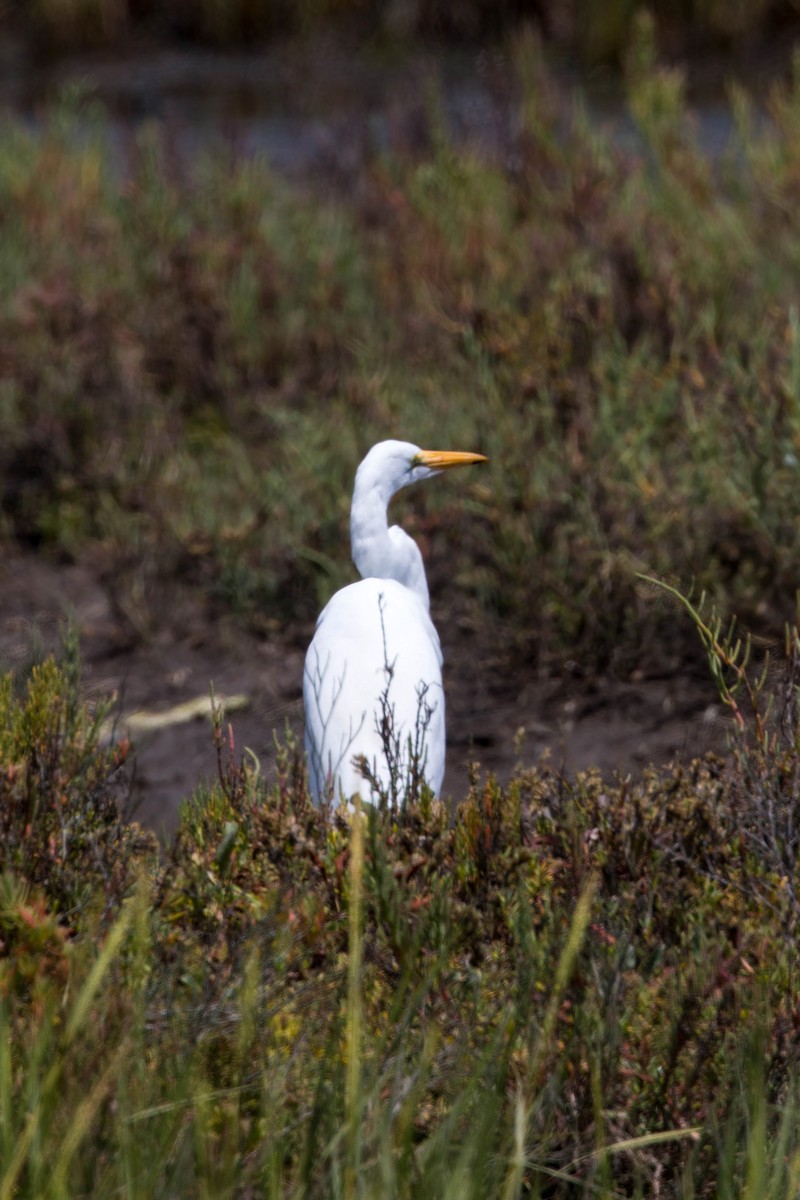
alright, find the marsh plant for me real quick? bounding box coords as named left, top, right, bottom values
left=644, top=575, right=800, bottom=939
left=6, top=18, right=800, bottom=1197
left=7, top=25, right=800, bottom=676
left=0, top=626, right=799, bottom=1196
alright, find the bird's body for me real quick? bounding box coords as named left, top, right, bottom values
left=304, top=577, right=444, bottom=803
left=303, top=439, right=486, bottom=808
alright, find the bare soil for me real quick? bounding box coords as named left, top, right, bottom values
left=0, top=550, right=729, bottom=840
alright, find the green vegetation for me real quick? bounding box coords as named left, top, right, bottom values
left=6, top=20, right=800, bottom=1195
left=5, top=22, right=800, bottom=672
left=2, top=611, right=800, bottom=1196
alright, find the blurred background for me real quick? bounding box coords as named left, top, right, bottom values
left=2, top=0, right=800, bottom=833
left=3, top=0, right=800, bottom=69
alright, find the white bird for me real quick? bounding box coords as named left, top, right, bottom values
left=303, top=439, right=487, bottom=809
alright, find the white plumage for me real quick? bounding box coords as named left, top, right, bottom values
left=303, top=439, right=486, bottom=808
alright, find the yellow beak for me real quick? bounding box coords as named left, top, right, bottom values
left=414, top=449, right=488, bottom=470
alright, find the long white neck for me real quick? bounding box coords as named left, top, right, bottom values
left=350, top=472, right=430, bottom=609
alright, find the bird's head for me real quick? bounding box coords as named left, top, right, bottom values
left=356, top=439, right=487, bottom=500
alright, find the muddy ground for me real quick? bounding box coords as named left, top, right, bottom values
left=0, top=550, right=729, bottom=840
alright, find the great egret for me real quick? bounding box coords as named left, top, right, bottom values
left=303, top=439, right=487, bottom=808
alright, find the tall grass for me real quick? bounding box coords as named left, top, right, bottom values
left=2, top=638, right=800, bottom=1195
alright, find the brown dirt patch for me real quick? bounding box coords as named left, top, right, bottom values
left=0, top=550, right=729, bottom=840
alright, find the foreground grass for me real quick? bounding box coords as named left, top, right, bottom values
left=2, top=626, right=800, bottom=1197
left=4, top=24, right=800, bottom=673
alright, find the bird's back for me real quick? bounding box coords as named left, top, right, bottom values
left=303, top=577, right=444, bottom=806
